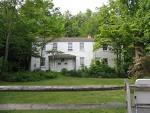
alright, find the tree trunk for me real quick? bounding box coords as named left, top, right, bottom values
left=4, top=31, right=11, bottom=63
left=128, top=43, right=145, bottom=78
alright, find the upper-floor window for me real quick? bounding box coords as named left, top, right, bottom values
left=80, top=42, right=84, bottom=51
left=80, top=57, right=85, bottom=67
left=68, top=42, right=73, bottom=51
left=40, top=57, right=45, bottom=66
left=103, top=44, right=108, bottom=51
left=53, top=43, right=57, bottom=50
left=42, top=45, right=46, bottom=50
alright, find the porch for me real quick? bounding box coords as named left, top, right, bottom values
left=48, top=54, right=76, bottom=72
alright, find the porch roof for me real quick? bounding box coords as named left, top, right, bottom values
left=49, top=54, right=76, bottom=59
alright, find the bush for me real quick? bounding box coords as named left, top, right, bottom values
left=61, top=60, right=122, bottom=78
left=61, top=67, right=90, bottom=77
left=89, top=61, right=117, bottom=78
left=0, top=71, right=58, bottom=82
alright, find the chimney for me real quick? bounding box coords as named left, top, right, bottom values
left=88, top=34, right=92, bottom=39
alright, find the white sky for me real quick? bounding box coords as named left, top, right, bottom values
left=53, top=0, right=108, bottom=15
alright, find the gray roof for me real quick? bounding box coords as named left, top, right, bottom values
left=53, top=37, right=94, bottom=42
left=36, top=37, right=94, bottom=42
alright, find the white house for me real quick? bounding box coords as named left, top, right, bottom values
left=30, top=37, right=116, bottom=72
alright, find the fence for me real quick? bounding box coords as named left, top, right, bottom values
left=0, top=85, right=124, bottom=110
left=1, top=81, right=149, bottom=112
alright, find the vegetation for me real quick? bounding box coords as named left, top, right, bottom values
left=0, top=0, right=64, bottom=73
left=0, top=71, right=58, bottom=82
left=0, top=0, right=149, bottom=79
left=0, top=109, right=126, bottom=113
left=0, top=76, right=129, bottom=113
left=61, top=60, right=124, bottom=78
left=95, top=0, right=150, bottom=77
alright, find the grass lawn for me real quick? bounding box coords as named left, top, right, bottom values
left=0, top=76, right=134, bottom=86
left=0, top=76, right=135, bottom=113
left=0, top=109, right=126, bottom=113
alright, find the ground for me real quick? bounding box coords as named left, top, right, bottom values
left=0, top=76, right=135, bottom=113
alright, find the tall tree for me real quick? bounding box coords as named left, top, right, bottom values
left=95, top=0, right=150, bottom=76
left=0, top=0, right=64, bottom=72
left=0, top=0, right=22, bottom=72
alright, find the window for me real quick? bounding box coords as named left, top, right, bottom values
left=61, top=58, right=65, bottom=62
left=68, top=42, right=73, bottom=51
left=42, top=45, right=46, bottom=50
left=40, top=57, right=45, bottom=66
left=64, top=62, right=68, bottom=65
left=80, top=42, right=84, bottom=51
left=102, top=58, right=108, bottom=65
left=80, top=57, right=85, bottom=67
left=103, top=44, right=108, bottom=51
left=53, top=43, right=57, bottom=50
left=58, top=63, right=61, bottom=65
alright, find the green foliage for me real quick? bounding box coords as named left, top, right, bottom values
left=0, top=71, right=57, bottom=82
left=0, top=57, right=2, bottom=73
left=95, top=0, right=150, bottom=75
left=61, top=61, right=123, bottom=78
left=0, top=0, right=64, bottom=73
left=89, top=60, right=118, bottom=78
left=63, top=9, right=99, bottom=37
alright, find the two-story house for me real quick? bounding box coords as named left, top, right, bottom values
left=30, top=37, right=116, bottom=72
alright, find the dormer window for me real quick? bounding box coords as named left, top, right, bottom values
left=53, top=43, right=57, bottom=50
left=68, top=42, right=73, bottom=51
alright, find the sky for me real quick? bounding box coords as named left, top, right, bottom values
left=53, top=0, right=108, bottom=15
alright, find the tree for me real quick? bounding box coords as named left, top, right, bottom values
left=0, top=0, right=23, bottom=72
left=0, top=0, right=64, bottom=73
left=63, top=9, right=99, bottom=37
left=21, top=0, right=64, bottom=69
left=95, top=0, right=150, bottom=77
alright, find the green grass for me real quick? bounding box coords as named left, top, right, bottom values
left=0, top=109, right=126, bottom=113
left=0, top=91, right=124, bottom=104
left=0, top=76, right=134, bottom=113
left=0, top=76, right=134, bottom=86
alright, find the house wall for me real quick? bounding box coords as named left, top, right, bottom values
left=30, top=57, right=40, bottom=71
left=45, top=41, right=94, bottom=70
left=94, top=48, right=116, bottom=68
left=30, top=40, right=116, bottom=71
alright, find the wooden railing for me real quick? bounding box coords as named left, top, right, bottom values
left=0, top=85, right=124, bottom=110
left=1, top=83, right=149, bottom=111
left=0, top=85, right=124, bottom=92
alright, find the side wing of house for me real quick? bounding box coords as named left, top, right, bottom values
left=94, top=45, right=116, bottom=68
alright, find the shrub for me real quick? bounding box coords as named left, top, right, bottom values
left=61, top=68, right=68, bottom=75
left=0, top=71, right=57, bottom=82
left=61, top=60, right=123, bottom=78
left=89, top=61, right=117, bottom=78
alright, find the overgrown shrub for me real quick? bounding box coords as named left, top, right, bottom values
left=0, top=71, right=58, bottom=82
left=61, top=67, right=90, bottom=77
left=89, top=61, right=117, bottom=78
left=61, top=61, right=120, bottom=78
